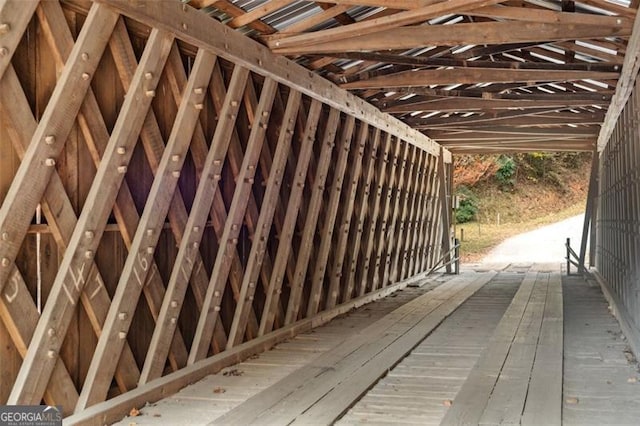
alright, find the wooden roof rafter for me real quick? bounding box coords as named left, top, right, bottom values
left=184, top=0, right=637, bottom=153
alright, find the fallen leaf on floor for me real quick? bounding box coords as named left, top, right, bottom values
left=223, top=369, right=244, bottom=377
left=129, top=407, right=140, bottom=417
left=213, top=387, right=226, bottom=393
left=566, top=397, right=579, bottom=404
left=153, top=414, right=162, bottom=417
left=627, top=377, right=637, bottom=383
left=443, top=400, right=453, bottom=407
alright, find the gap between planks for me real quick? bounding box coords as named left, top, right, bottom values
left=441, top=267, right=563, bottom=426
left=211, top=271, right=497, bottom=425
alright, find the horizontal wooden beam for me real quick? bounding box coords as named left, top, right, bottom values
left=319, top=0, right=429, bottom=8
left=465, top=5, right=633, bottom=27
left=426, top=126, right=599, bottom=138
left=384, top=97, right=611, bottom=113
left=267, top=0, right=503, bottom=49
left=451, top=145, right=595, bottom=153
left=455, top=42, right=547, bottom=60
left=406, top=108, right=603, bottom=127
left=378, top=89, right=613, bottom=104
left=230, top=0, right=296, bottom=28
left=330, top=52, right=622, bottom=80
left=441, top=139, right=596, bottom=151
left=416, top=114, right=605, bottom=129
left=273, top=21, right=632, bottom=55
left=99, top=0, right=446, bottom=159
left=343, top=68, right=619, bottom=90
left=431, top=133, right=594, bottom=142
left=386, top=87, right=613, bottom=103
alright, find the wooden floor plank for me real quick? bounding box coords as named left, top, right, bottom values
left=112, top=279, right=444, bottom=425
left=339, top=272, right=520, bottom=425
left=522, top=271, right=563, bottom=426
left=112, top=265, right=640, bottom=426
left=291, top=273, right=496, bottom=425
left=562, top=274, right=640, bottom=426
left=439, top=271, right=539, bottom=425
left=213, top=272, right=495, bottom=425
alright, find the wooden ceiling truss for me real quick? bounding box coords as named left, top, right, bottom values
left=183, top=0, right=638, bottom=153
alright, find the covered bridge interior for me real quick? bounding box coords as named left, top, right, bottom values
left=0, top=0, right=639, bottom=424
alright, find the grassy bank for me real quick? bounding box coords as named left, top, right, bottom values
left=455, top=202, right=585, bottom=262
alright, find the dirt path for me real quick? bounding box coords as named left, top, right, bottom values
left=481, top=214, right=586, bottom=264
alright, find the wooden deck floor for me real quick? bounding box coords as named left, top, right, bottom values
left=116, top=264, right=640, bottom=425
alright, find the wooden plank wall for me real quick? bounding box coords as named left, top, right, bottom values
left=595, top=75, right=640, bottom=356
left=0, top=0, right=450, bottom=418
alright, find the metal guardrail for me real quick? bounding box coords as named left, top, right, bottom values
left=565, top=237, right=583, bottom=276
left=428, top=238, right=461, bottom=275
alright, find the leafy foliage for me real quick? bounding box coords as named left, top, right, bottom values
left=455, top=185, right=478, bottom=223
left=495, top=155, right=516, bottom=189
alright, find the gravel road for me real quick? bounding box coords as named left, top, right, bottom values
left=481, top=214, right=587, bottom=264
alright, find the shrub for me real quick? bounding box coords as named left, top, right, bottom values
left=495, top=155, right=516, bottom=189
left=455, top=185, right=478, bottom=224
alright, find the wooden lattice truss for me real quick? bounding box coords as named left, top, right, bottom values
left=189, top=0, right=638, bottom=153
left=0, top=0, right=451, bottom=422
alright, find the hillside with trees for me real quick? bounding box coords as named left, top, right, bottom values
left=452, top=152, right=592, bottom=261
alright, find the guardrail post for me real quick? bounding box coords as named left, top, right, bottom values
left=454, top=238, right=460, bottom=275
left=566, top=237, right=571, bottom=275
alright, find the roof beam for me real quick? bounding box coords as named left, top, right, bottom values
left=319, top=0, right=431, bottom=8
left=448, top=142, right=596, bottom=153
left=329, top=52, right=621, bottom=78
left=273, top=21, right=631, bottom=55
left=267, top=0, right=504, bottom=49
left=230, top=0, right=297, bottom=28
left=455, top=42, right=546, bottom=59
left=379, top=89, right=612, bottom=103
left=427, top=126, right=599, bottom=137
left=385, top=97, right=610, bottom=113
left=465, top=5, right=633, bottom=27
left=342, top=68, right=619, bottom=90
left=415, top=113, right=605, bottom=128
left=597, top=4, right=640, bottom=150
left=406, top=108, right=601, bottom=126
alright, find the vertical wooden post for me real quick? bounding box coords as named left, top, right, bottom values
left=438, top=146, right=452, bottom=273
left=579, top=148, right=599, bottom=272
